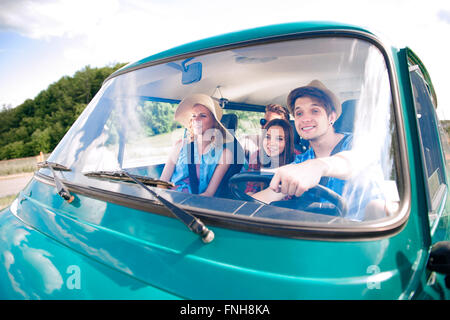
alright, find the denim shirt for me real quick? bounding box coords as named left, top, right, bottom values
left=171, top=139, right=225, bottom=194
left=293, top=133, right=383, bottom=220
left=294, top=133, right=353, bottom=197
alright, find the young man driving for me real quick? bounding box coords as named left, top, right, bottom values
left=252, top=80, right=385, bottom=220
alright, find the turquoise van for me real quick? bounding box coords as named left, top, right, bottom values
left=1, top=21, right=449, bottom=299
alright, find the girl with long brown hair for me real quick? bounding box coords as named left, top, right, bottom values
left=245, top=118, right=294, bottom=194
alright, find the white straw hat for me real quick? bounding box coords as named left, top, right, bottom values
left=174, top=93, right=233, bottom=143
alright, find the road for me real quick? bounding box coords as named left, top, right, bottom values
left=0, top=172, right=34, bottom=198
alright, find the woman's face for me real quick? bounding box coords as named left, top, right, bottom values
left=263, top=125, right=286, bottom=158
left=191, top=104, right=215, bottom=135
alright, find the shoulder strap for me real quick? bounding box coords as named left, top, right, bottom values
left=188, top=142, right=199, bottom=194
left=330, top=133, right=353, bottom=156
left=319, top=134, right=352, bottom=186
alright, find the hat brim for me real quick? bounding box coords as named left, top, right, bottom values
left=287, top=80, right=341, bottom=119
left=174, top=93, right=234, bottom=143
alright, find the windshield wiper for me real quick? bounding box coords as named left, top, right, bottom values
left=84, top=170, right=175, bottom=189
left=37, top=161, right=74, bottom=203
left=84, top=170, right=215, bottom=243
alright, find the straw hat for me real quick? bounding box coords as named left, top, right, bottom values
left=174, top=93, right=233, bottom=143
left=287, top=80, right=342, bottom=119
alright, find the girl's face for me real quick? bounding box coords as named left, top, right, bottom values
left=293, top=96, right=335, bottom=141
left=263, top=125, right=286, bottom=157
left=191, top=104, right=215, bottom=135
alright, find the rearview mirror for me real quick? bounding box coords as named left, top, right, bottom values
left=167, top=58, right=202, bottom=85
left=182, top=62, right=202, bottom=84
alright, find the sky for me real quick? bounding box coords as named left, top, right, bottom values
left=0, top=0, right=449, bottom=119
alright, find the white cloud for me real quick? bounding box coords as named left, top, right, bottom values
left=0, top=0, right=449, bottom=117
left=0, top=0, right=119, bottom=39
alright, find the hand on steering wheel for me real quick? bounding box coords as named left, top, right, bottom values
left=228, top=172, right=347, bottom=216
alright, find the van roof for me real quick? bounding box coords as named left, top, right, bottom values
left=108, top=21, right=373, bottom=80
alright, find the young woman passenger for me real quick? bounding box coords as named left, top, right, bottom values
left=160, top=93, right=234, bottom=196
left=243, top=103, right=291, bottom=161
left=244, top=118, right=295, bottom=194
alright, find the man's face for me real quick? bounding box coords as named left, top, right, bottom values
left=293, top=96, right=335, bottom=141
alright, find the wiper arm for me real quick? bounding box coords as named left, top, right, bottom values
left=84, top=170, right=215, bottom=243
left=84, top=170, right=175, bottom=189
left=37, top=161, right=74, bottom=203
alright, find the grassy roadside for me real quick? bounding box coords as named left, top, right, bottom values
left=0, top=194, right=17, bottom=210
left=0, top=154, right=48, bottom=176
left=0, top=154, right=49, bottom=210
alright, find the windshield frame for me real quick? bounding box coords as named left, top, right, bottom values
left=39, top=28, right=411, bottom=241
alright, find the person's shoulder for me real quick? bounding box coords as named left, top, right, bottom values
left=293, top=147, right=314, bottom=163
left=174, top=138, right=184, bottom=146
left=172, top=138, right=187, bottom=155
left=343, top=132, right=353, bottom=141
left=341, top=133, right=354, bottom=148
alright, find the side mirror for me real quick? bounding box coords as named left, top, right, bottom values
left=428, top=241, right=450, bottom=274
left=427, top=241, right=450, bottom=288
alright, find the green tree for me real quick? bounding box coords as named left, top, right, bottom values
left=0, top=62, right=126, bottom=160
left=31, top=128, right=52, bottom=153
left=138, top=101, right=179, bottom=136
left=0, top=141, right=25, bottom=159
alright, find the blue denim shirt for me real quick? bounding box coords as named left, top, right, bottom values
left=171, top=139, right=225, bottom=194
left=294, top=133, right=353, bottom=196
left=293, top=133, right=383, bottom=220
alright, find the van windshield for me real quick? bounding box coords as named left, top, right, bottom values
left=45, top=36, right=403, bottom=229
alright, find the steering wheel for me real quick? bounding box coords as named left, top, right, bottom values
left=228, top=172, right=348, bottom=216
left=228, top=172, right=270, bottom=204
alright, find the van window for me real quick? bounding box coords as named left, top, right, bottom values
left=409, top=63, right=447, bottom=226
